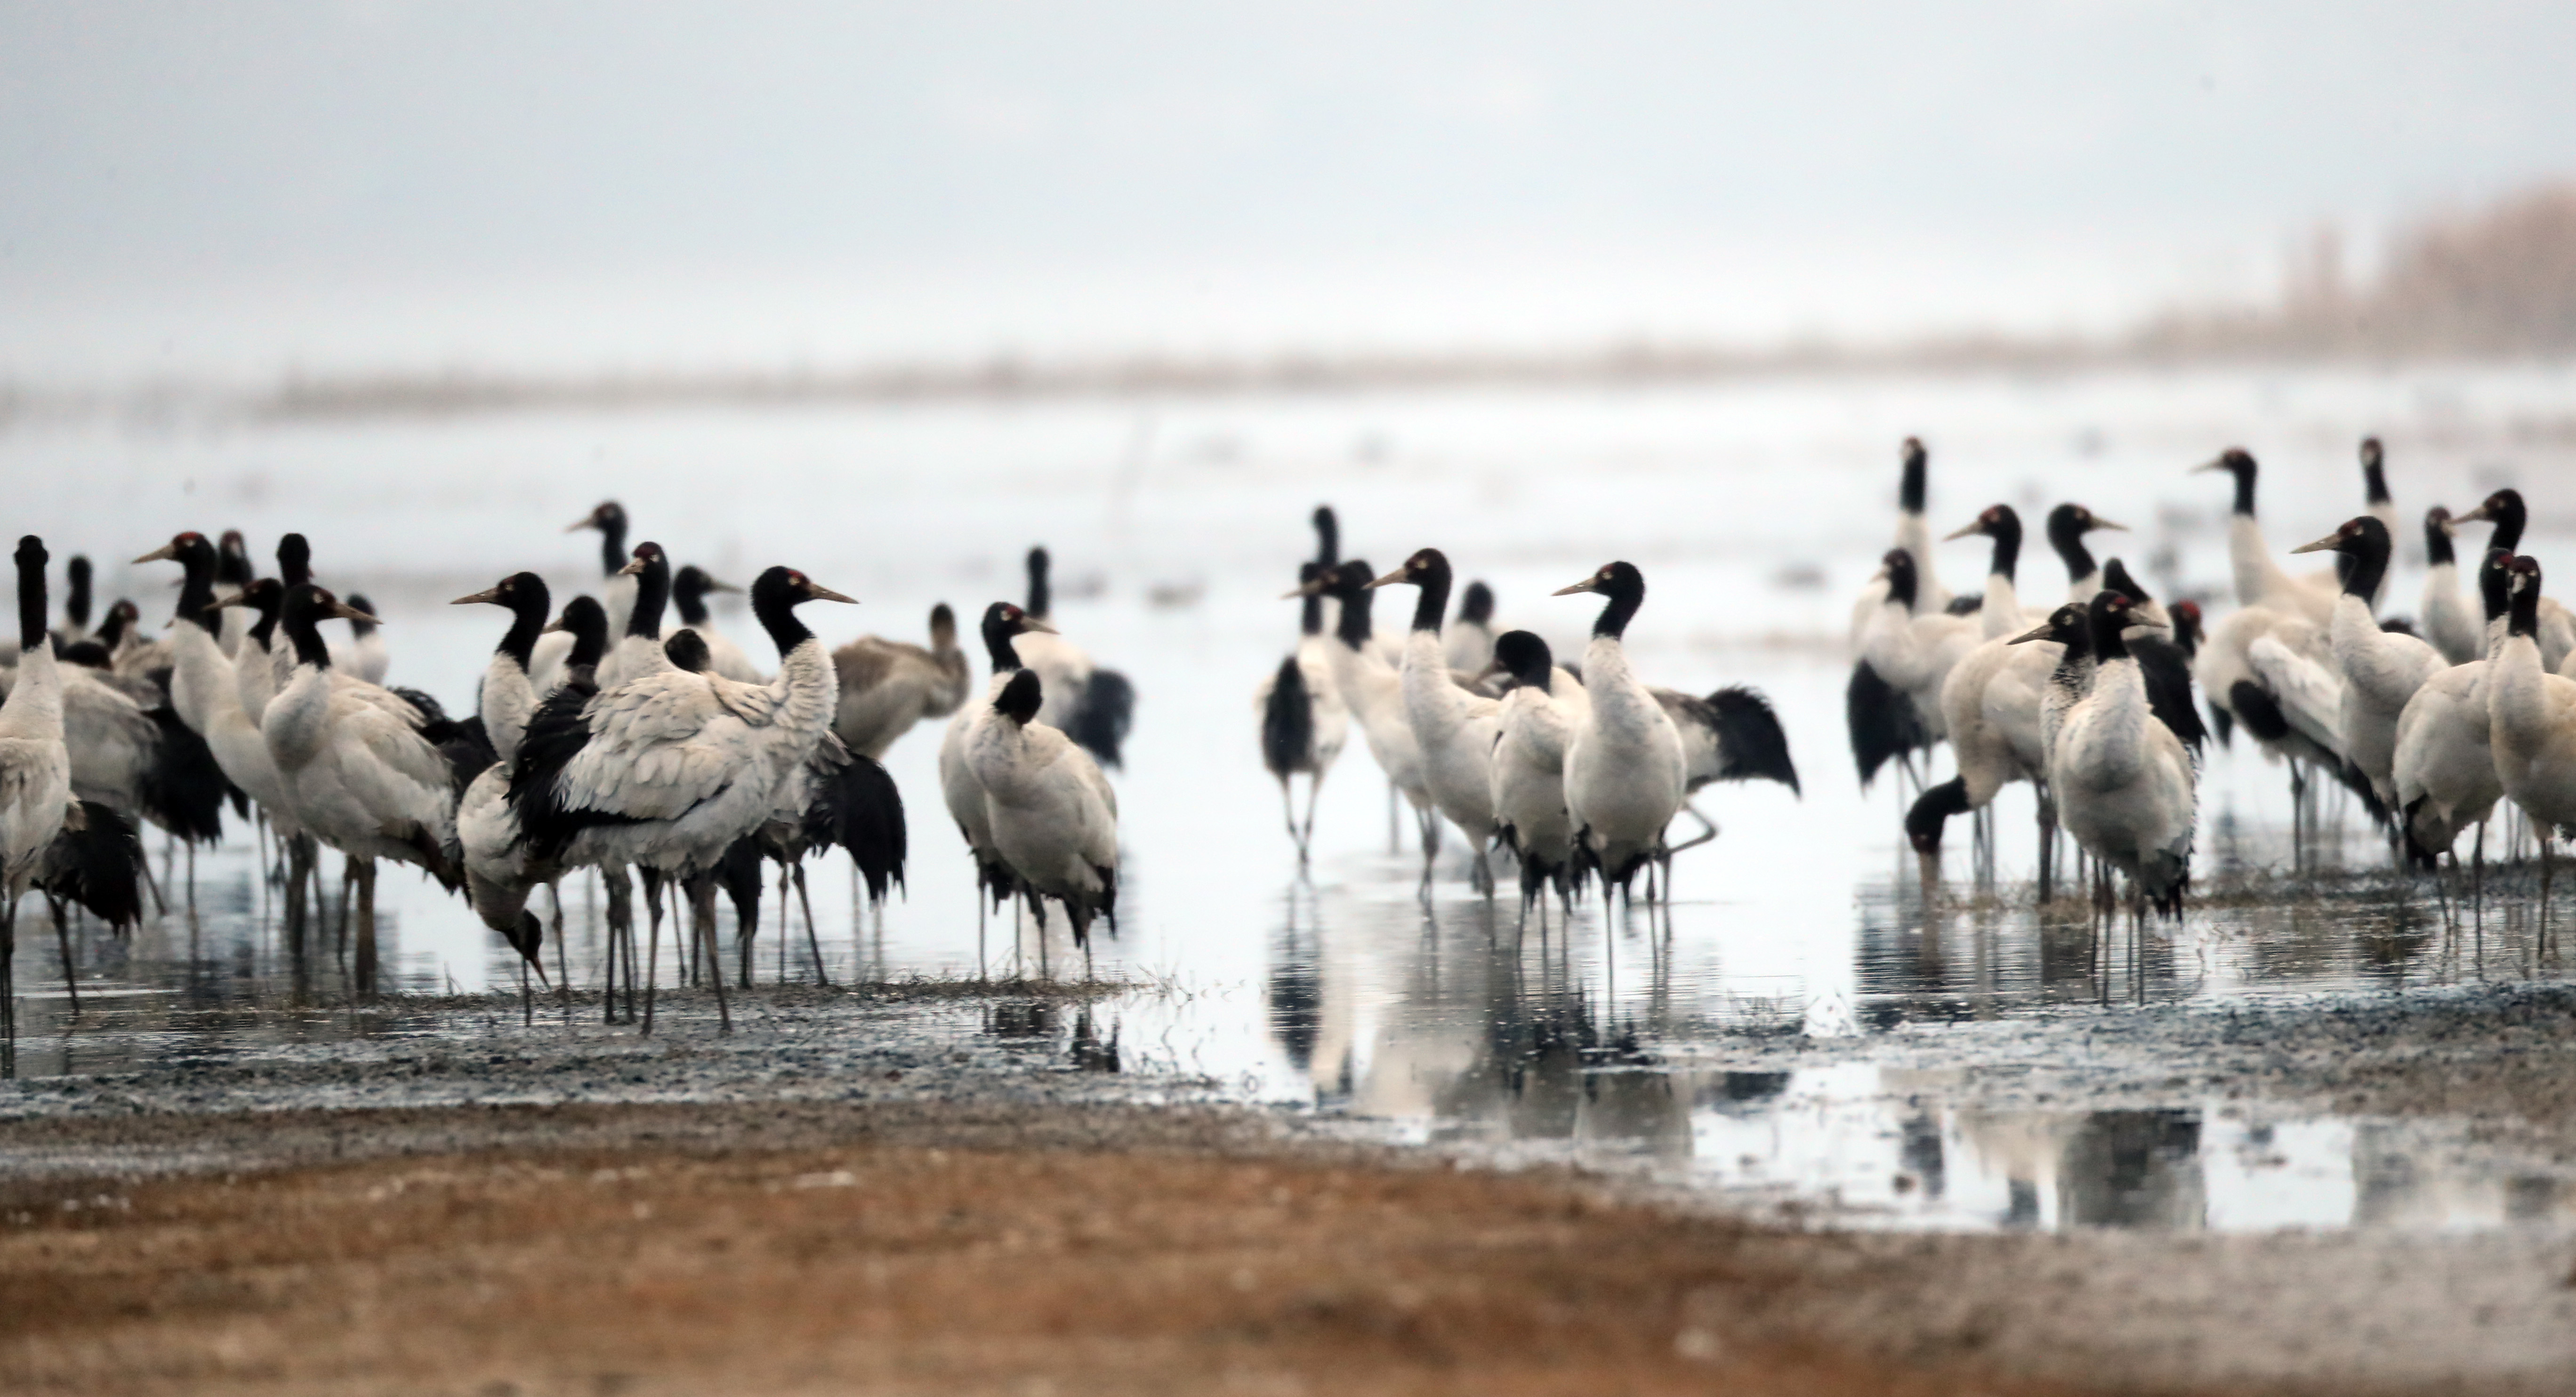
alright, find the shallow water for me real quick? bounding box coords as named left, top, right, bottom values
left=7, top=362, right=2576, bottom=1232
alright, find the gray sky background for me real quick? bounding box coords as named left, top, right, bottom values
left=7, top=1, right=2576, bottom=382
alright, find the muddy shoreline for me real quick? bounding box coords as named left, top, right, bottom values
left=4, top=979, right=2576, bottom=1391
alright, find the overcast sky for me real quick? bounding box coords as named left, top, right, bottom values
left=7, top=1, right=2576, bottom=382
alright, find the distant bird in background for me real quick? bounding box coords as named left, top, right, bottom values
left=1011, top=546, right=1135, bottom=770
left=1443, top=580, right=1497, bottom=674
left=1259, top=561, right=1349, bottom=859
left=672, top=564, right=765, bottom=683
left=833, top=603, right=971, bottom=760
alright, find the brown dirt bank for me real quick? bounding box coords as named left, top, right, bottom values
left=4, top=1100, right=2573, bottom=1397
left=0, top=1100, right=2078, bottom=1397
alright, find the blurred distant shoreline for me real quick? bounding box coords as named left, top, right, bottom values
left=8, top=184, right=2573, bottom=426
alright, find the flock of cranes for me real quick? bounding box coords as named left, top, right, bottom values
left=0, top=506, right=1146, bottom=1068
left=2, top=442, right=2568, bottom=1068
left=1260, top=506, right=1803, bottom=926
left=1848, top=435, right=2576, bottom=963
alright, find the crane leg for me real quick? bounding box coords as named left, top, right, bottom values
left=48, top=895, right=75, bottom=1019
left=695, top=878, right=730, bottom=1035
left=794, top=864, right=827, bottom=987
left=1301, top=771, right=1326, bottom=856
left=550, top=881, right=570, bottom=1012
left=354, top=860, right=378, bottom=1003
left=2, top=893, right=16, bottom=1078
left=641, top=872, right=663, bottom=1036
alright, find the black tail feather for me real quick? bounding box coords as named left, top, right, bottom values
left=806, top=751, right=908, bottom=905
left=1846, top=659, right=1929, bottom=789
left=1068, top=668, right=1135, bottom=770
left=139, top=705, right=228, bottom=844
left=715, top=834, right=766, bottom=932
left=1261, top=657, right=1312, bottom=780
left=1702, top=685, right=1801, bottom=795
left=39, top=802, right=146, bottom=931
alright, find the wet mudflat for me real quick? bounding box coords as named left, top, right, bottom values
left=8, top=368, right=2576, bottom=1389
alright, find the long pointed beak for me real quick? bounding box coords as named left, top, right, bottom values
left=2287, top=533, right=2342, bottom=555
left=804, top=584, right=858, bottom=604
left=1940, top=522, right=1983, bottom=542
left=2006, top=622, right=2057, bottom=645
left=1021, top=618, right=1060, bottom=635
left=706, top=578, right=744, bottom=594
left=1282, top=579, right=1327, bottom=600
left=564, top=515, right=598, bottom=533
left=2090, top=517, right=2129, bottom=533
left=2436, top=517, right=2458, bottom=538
left=205, top=590, right=246, bottom=613
left=2454, top=502, right=2495, bottom=524
left=451, top=586, right=503, bottom=606
left=1550, top=579, right=1601, bottom=597
left=541, top=617, right=568, bottom=634
left=617, top=557, right=646, bottom=576
left=2190, top=458, right=2230, bottom=474
left=1365, top=568, right=1409, bottom=590
left=329, top=602, right=378, bottom=624
left=132, top=543, right=180, bottom=564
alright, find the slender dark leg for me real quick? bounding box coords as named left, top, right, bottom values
left=550, top=882, right=570, bottom=1012
left=2542, top=838, right=2557, bottom=969
left=795, top=865, right=827, bottom=986
left=1300, top=772, right=1325, bottom=855
left=48, top=895, right=75, bottom=1019
left=354, top=860, right=378, bottom=1002
left=2474, top=821, right=2487, bottom=972
left=1280, top=779, right=1303, bottom=861
left=602, top=873, right=622, bottom=1023
left=696, top=878, right=730, bottom=1034
left=2, top=894, right=16, bottom=1078
left=641, top=873, right=663, bottom=1036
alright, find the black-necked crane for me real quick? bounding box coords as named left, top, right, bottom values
left=512, top=565, right=852, bottom=1031
left=1946, top=504, right=2028, bottom=639
left=939, top=601, right=1054, bottom=971
left=339, top=594, right=391, bottom=686
left=2287, top=517, right=2447, bottom=847
left=56, top=555, right=92, bottom=645
left=1300, top=560, right=1442, bottom=866
left=2025, top=592, right=2197, bottom=994
left=673, top=564, right=764, bottom=683
left=1553, top=561, right=1687, bottom=906
left=1488, top=628, right=1586, bottom=914
left=1013, top=546, right=1135, bottom=770
left=2455, top=489, right=2576, bottom=674
left=262, top=584, right=467, bottom=997
left=2043, top=502, right=2127, bottom=603
left=451, top=571, right=556, bottom=997
left=832, top=604, right=971, bottom=760
left=596, top=542, right=676, bottom=690
left=2395, top=549, right=2514, bottom=912
left=464, top=593, right=617, bottom=1020
left=2487, top=556, right=2576, bottom=958
left=0, top=537, right=73, bottom=1063
left=214, top=530, right=255, bottom=658
left=1259, top=561, right=1349, bottom=861
left=1443, top=580, right=1497, bottom=674
left=968, top=669, right=1119, bottom=978
left=530, top=500, right=633, bottom=690
left=2195, top=448, right=2337, bottom=623
left=1846, top=439, right=1947, bottom=790
left=2420, top=507, right=2483, bottom=666
left=1853, top=548, right=1979, bottom=779
left=1369, top=548, right=1504, bottom=894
